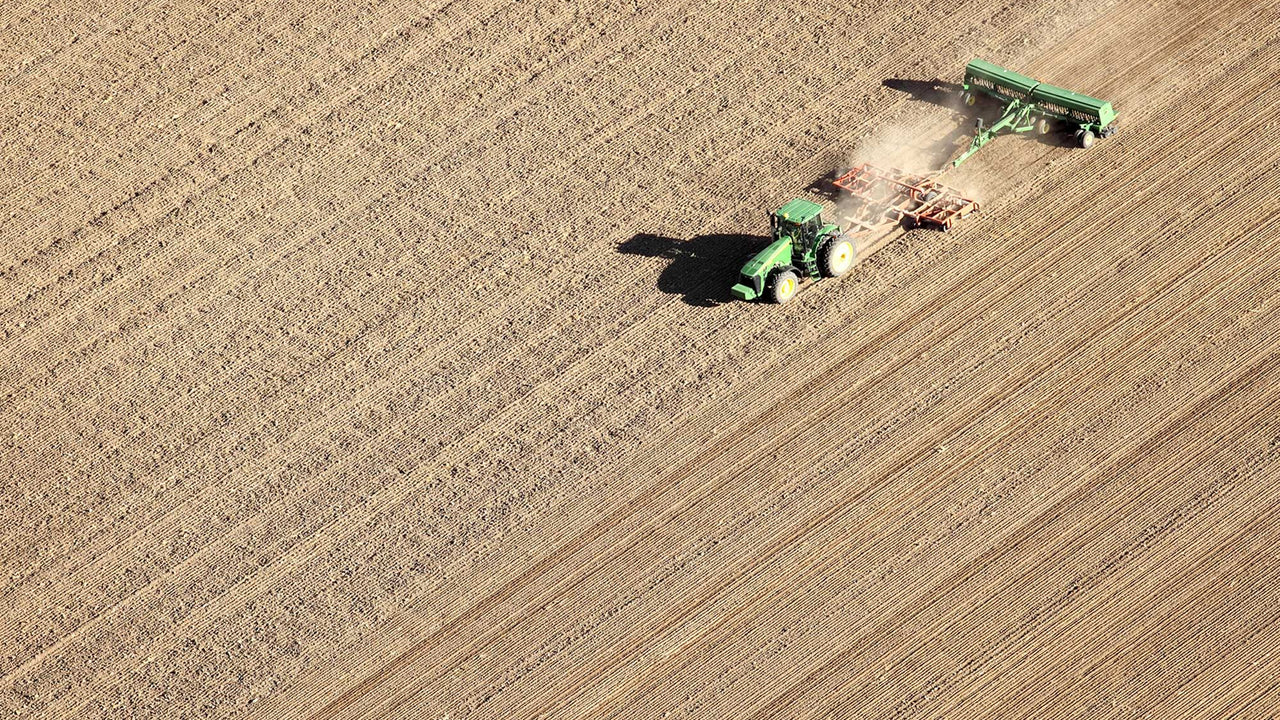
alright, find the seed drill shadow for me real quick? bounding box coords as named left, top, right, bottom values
left=883, top=77, right=965, bottom=107
left=618, top=232, right=766, bottom=307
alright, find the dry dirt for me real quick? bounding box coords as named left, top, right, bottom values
left=2, top=0, right=1279, bottom=718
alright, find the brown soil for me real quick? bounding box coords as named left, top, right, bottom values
left=3, top=1, right=1278, bottom=718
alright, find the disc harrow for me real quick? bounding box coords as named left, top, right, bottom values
left=833, top=162, right=980, bottom=231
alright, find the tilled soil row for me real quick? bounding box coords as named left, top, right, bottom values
left=275, top=8, right=1280, bottom=712
left=4, top=0, right=1279, bottom=718
left=0, top=0, right=1116, bottom=691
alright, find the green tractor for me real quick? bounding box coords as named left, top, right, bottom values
left=730, top=198, right=857, bottom=304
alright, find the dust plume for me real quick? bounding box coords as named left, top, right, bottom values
left=847, top=121, right=949, bottom=175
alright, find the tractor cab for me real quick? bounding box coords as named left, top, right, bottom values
left=772, top=198, right=825, bottom=250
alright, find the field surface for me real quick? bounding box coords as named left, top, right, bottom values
left=3, top=1, right=1279, bottom=718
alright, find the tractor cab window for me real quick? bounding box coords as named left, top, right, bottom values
left=797, top=216, right=821, bottom=245
left=772, top=210, right=821, bottom=241
left=774, top=217, right=799, bottom=239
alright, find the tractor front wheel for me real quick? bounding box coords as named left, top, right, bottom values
left=768, top=269, right=799, bottom=304
left=819, top=236, right=856, bottom=278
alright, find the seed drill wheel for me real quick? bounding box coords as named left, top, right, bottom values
left=1076, top=129, right=1096, bottom=149
left=1036, top=117, right=1051, bottom=135
left=768, top=269, right=799, bottom=304
left=963, top=92, right=976, bottom=107
left=819, top=236, right=856, bottom=278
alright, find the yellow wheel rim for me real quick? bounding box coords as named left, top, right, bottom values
left=780, top=277, right=795, bottom=300
left=965, top=93, right=976, bottom=106
left=833, top=241, right=853, bottom=273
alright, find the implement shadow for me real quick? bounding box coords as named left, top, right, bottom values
left=883, top=77, right=964, bottom=106
left=804, top=168, right=846, bottom=203
left=882, top=78, right=976, bottom=161
left=618, top=232, right=765, bottom=307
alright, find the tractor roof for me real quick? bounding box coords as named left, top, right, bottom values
left=775, top=198, right=823, bottom=224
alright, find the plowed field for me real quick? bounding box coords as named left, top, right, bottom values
left=3, top=1, right=1278, bottom=718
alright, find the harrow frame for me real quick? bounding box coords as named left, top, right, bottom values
left=832, top=163, right=980, bottom=231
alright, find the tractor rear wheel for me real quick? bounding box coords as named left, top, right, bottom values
left=768, top=269, right=799, bottom=304
left=1077, top=129, right=1096, bottom=149
left=819, top=236, right=856, bottom=278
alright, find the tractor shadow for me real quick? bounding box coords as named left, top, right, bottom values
left=618, top=232, right=766, bottom=307
left=883, top=77, right=1077, bottom=151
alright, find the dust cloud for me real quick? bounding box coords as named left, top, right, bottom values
left=847, top=121, right=950, bottom=175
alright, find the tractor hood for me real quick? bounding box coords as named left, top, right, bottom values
left=731, top=235, right=794, bottom=301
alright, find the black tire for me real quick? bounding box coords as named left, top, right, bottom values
left=818, top=235, right=856, bottom=278
left=900, top=214, right=918, bottom=230
left=1035, top=117, right=1051, bottom=135
left=767, top=269, right=799, bottom=304
left=1077, top=129, right=1096, bottom=149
